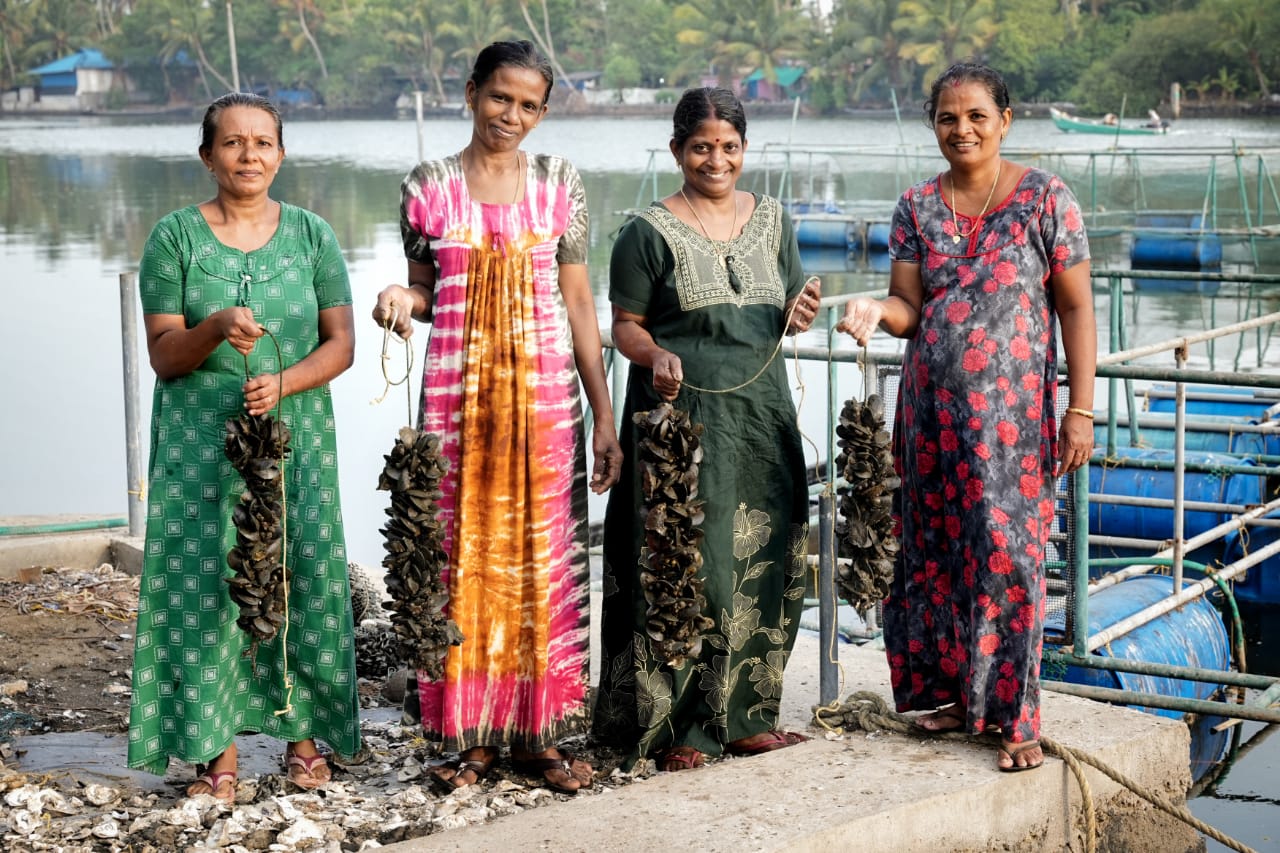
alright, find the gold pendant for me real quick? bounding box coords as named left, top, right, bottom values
left=952, top=234, right=961, bottom=244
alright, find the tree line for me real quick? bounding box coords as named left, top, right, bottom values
left=2, top=0, right=1276, bottom=116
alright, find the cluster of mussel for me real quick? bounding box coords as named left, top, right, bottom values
left=224, top=412, right=293, bottom=643
left=377, top=426, right=463, bottom=681
left=635, top=403, right=715, bottom=667
left=834, top=394, right=900, bottom=613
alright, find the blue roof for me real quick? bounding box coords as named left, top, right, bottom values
left=745, top=66, right=806, bottom=87
left=27, top=48, right=114, bottom=76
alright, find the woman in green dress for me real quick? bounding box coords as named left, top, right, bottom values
left=592, top=87, right=822, bottom=771
left=127, top=93, right=361, bottom=801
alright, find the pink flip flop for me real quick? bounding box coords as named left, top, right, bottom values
left=285, top=750, right=332, bottom=790
left=187, top=769, right=237, bottom=803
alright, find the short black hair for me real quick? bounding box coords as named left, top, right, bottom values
left=199, top=92, right=283, bottom=155
left=470, top=40, right=554, bottom=106
left=923, top=63, right=1011, bottom=128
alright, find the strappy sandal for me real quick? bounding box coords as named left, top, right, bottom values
left=725, top=729, right=812, bottom=756
left=655, top=746, right=705, bottom=771
left=915, top=704, right=967, bottom=733
left=512, top=749, right=592, bottom=795
left=997, top=740, right=1044, bottom=773
left=284, top=747, right=332, bottom=791
left=187, top=769, right=237, bottom=804
left=429, top=749, right=498, bottom=794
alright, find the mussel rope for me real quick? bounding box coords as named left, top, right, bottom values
left=240, top=326, right=296, bottom=717
left=371, top=308, right=413, bottom=419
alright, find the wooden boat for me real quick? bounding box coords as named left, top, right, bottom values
left=1049, top=106, right=1169, bottom=136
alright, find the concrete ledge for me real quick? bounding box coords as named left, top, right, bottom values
left=0, top=517, right=143, bottom=578
left=384, top=639, right=1198, bottom=853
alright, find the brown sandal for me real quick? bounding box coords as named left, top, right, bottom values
left=726, top=729, right=811, bottom=756
left=512, top=749, right=592, bottom=795
left=656, top=746, right=706, bottom=771
left=429, top=748, right=498, bottom=794
left=997, top=740, right=1044, bottom=772
left=915, top=704, right=966, bottom=733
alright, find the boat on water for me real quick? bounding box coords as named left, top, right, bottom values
left=1049, top=106, right=1170, bottom=135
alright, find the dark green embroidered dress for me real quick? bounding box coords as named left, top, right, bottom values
left=127, top=204, right=362, bottom=775
left=593, top=195, right=810, bottom=767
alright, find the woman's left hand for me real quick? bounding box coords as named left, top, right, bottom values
left=785, top=276, right=821, bottom=335
left=243, top=373, right=285, bottom=417
left=1056, top=410, right=1095, bottom=475
left=590, top=426, right=623, bottom=494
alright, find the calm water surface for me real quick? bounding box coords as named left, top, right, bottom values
left=1, top=113, right=1277, bottom=849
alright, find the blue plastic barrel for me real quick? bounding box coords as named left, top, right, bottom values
left=799, top=246, right=854, bottom=273
left=865, top=221, right=891, bottom=250
left=1088, top=447, right=1262, bottom=540
left=1045, top=575, right=1230, bottom=720
left=1146, top=385, right=1279, bottom=419
left=1131, top=234, right=1223, bottom=268
left=794, top=217, right=856, bottom=249
left=1220, top=513, right=1280, bottom=607
left=1094, top=413, right=1267, bottom=457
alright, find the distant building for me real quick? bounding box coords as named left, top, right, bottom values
left=743, top=67, right=807, bottom=102
left=22, top=48, right=128, bottom=112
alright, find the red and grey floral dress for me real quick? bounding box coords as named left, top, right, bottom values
left=883, top=167, right=1090, bottom=744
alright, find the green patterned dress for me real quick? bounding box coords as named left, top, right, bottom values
left=127, top=203, right=361, bottom=775
left=592, top=195, right=811, bottom=768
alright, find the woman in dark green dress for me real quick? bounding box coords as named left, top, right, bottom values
left=593, top=87, right=822, bottom=771
left=127, top=93, right=361, bottom=800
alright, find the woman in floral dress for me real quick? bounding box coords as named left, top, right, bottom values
left=371, top=41, right=620, bottom=795
left=840, top=63, right=1096, bottom=772
left=593, top=88, right=822, bottom=771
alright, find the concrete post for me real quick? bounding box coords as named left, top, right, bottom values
left=119, top=272, right=145, bottom=538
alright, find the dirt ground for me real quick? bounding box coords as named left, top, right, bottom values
left=0, top=565, right=137, bottom=738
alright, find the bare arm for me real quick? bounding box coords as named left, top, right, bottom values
left=836, top=261, right=924, bottom=345
left=612, top=305, right=683, bottom=402
left=372, top=259, right=437, bottom=338
left=560, top=264, right=622, bottom=493
left=144, top=307, right=263, bottom=380
left=1051, top=259, right=1097, bottom=475
left=241, top=304, right=356, bottom=416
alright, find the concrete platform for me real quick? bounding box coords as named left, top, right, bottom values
left=382, top=632, right=1200, bottom=853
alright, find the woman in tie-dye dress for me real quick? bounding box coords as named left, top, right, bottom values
left=372, top=40, right=621, bottom=796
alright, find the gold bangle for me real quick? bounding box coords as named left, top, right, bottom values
left=1065, top=407, right=1095, bottom=420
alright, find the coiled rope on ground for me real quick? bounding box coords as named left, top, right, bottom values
left=813, top=691, right=1258, bottom=853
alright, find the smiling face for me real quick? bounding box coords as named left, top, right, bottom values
left=199, top=104, right=284, bottom=198
left=931, top=80, right=1011, bottom=168
left=671, top=118, right=746, bottom=200
left=466, top=65, right=548, bottom=154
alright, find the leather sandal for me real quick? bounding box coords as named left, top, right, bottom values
left=429, top=748, right=498, bottom=794
left=915, top=704, right=967, bottom=733
left=725, top=729, right=811, bottom=756
left=997, top=740, right=1044, bottom=772
left=187, top=769, right=237, bottom=803
left=656, top=746, right=705, bottom=771
left=512, top=749, right=592, bottom=795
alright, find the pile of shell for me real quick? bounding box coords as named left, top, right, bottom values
left=223, top=412, right=292, bottom=644
left=354, top=621, right=406, bottom=681
left=348, top=561, right=383, bottom=625
left=834, top=394, right=900, bottom=613
left=377, top=427, right=463, bottom=681
left=634, top=403, right=714, bottom=667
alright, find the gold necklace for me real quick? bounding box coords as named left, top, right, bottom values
left=950, top=161, right=1002, bottom=244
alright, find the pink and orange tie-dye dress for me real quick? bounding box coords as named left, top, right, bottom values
left=399, top=152, right=592, bottom=752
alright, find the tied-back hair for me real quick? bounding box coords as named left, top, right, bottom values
left=200, top=92, right=283, bottom=154
left=671, top=87, right=748, bottom=148
left=923, top=62, right=1011, bottom=127
left=470, top=40, right=555, bottom=106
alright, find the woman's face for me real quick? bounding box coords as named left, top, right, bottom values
left=200, top=105, right=284, bottom=198
left=931, top=80, right=1010, bottom=168
left=466, top=65, right=548, bottom=153
left=672, top=118, right=746, bottom=199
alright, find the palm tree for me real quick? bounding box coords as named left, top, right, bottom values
left=671, top=0, right=811, bottom=88
left=832, top=0, right=909, bottom=103
left=894, top=0, right=998, bottom=92
left=0, top=0, right=34, bottom=90
left=1208, top=0, right=1270, bottom=98
left=21, top=0, right=98, bottom=67
left=277, top=0, right=329, bottom=80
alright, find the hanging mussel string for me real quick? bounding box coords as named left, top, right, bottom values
left=834, top=393, right=901, bottom=613
left=377, top=426, right=463, bottom=681
left=636, top=402, right=714, bottom=667
left=224, top=410, right=293, bottom=644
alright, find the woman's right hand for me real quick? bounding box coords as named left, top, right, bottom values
left=217, top=307, right=265, bottom=355
left=837, top=297, right=884, bottom=347
left=652, top=350, right=683, bottom=401
left=373, top=285, right=417, bottom=338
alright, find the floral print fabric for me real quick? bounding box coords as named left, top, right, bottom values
left=883, top=167, right=1089, bottom=744
left=593, top=197, right=811, bottom=767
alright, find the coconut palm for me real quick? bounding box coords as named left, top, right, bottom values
left=894, top=0, right=998, bottom=92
